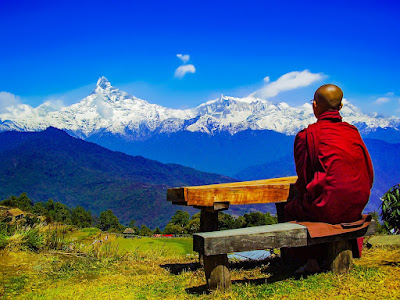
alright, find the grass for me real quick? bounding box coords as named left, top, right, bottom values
left=0, top=229, right=399, bottom=299
left=114, top=236, right=194, bottom=257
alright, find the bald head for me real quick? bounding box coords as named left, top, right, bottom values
left=314, top=84, right=343, bottom=111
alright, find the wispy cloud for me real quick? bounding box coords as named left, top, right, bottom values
left=375, top=97, right=390, bottom=105
left=0, top=91, right=22, bottom=113
left=175, top=64, right=196, bottom=79
left=175, top=53, right=195, bottom=79
left=176, top=54, right=190, bottom=64
left=251, top=70, right=324, bottom=99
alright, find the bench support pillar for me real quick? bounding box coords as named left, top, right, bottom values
left=327, top=240, right=353, bottom=274
left=204, top=254, right=232, bottom=292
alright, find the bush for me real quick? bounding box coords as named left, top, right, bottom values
left=381, top=184, right=400, bottom=234
left=0, top=234, right=8, bottom=249
left=23, top=229, right=44, bottom=251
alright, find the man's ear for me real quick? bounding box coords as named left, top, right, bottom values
left=338, top=103, right=343, bottom=111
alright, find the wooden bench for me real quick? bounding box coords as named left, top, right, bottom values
left=167, top=176, right=376, bottom=291
left=193, top=220, right=376, bottom=291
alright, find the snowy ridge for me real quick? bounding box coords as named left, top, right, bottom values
left=1, top=77, right=399, bottom=138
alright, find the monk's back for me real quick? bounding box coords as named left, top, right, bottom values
left=307, top=118, right=373, bottom=223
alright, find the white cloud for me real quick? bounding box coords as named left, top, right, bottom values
left=174, top=64, right=196, bottom=79
left=177, top=54, right=190, bottom=64
left=386, top=92, right=394, bottom=96
left=0, top=91, right=22, bottom=113
left=375, top=97, right=390, bottom=104
left=251, top=70, right=324, bottom=99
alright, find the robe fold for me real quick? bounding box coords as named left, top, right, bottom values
left=284, top=110, right=374, bottom=224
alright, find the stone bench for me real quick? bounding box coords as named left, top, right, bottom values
left=193, top=219, right=376, bottom=291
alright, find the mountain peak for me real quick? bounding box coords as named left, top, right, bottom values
left=96, top=76, right=111, bottom=89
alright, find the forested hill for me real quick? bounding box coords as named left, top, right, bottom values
left=0, top=127, right=234, bottom=228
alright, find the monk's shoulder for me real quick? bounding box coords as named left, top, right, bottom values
left=295, top=128, right=307, bottom=141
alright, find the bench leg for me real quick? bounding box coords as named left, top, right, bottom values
left=327, top=240, right=353, bottom=274
left=203, top=254, right=231, bottom=292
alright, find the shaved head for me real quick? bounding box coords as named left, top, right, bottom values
left=314, top=84, right=343, bottom=111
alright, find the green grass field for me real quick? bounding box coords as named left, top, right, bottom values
left=1, top=228, right=400, bottom=299
left=114, top=236, right=193, bottom=256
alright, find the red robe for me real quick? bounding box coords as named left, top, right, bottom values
left=284, top=110, right=374, bottom=224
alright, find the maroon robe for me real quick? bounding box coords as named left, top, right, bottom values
left=284, top=110, right=374, bottom=224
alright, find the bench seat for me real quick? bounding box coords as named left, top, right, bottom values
left=193, top=220, right=376, bottom=291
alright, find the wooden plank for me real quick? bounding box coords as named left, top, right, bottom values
left=194, top=221, right=376, bottom=256
left=193, top=223, right=308, bottom=256
left=167, top=176, right=297, bottom=207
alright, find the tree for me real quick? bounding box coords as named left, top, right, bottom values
left=0, top=193, right=33, bottom=211
left=163, top=223, right=183, bottom=234
left=381, top=184, right=400, bottom=234
left=53, top=202, right=71, bottom=224
left=129, top=219, right=136, bottom=229
left=71, top=206, right=93, bottom=228
left=165, top=210, right=191, bottom=234
left=139, top=224, right=153, bottom=236
left=171, top=210, right=190, bottom=227
left=33, top=202, right=47, bottom=216
left=98, top=210, right=120, bottom=232
left=16, top=193, right=33, bottom=211
left=218, top=212, right=236, bottom=230
left=153, top=227, right=162, bottom=234
left=186, top=213, right=200, bottom=234
left=243, top=211, right=277, bottom=227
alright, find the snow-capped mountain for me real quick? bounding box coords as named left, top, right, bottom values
left=1, top=77, right=399, bottom=138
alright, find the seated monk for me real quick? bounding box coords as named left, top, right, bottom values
left=284, top=84, right=374, bottom=272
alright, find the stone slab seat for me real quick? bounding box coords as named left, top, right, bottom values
left=193, top=219, right=376, bottom=292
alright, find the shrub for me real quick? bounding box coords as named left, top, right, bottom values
left=23, top=229, right=44, bottom=251
left=381, top=184, right=400, bottom=234
left=0, top=233, right=8, bottom=249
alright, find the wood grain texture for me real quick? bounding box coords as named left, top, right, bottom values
left=193, top=221, right=376, bottom=256
left=203, top=254, right=231, bottom=291
left=167, top=176, right=297, bottom=207
left=327, top=240, right=353, bottom=274
left=193, top=223, right=308, bottom=256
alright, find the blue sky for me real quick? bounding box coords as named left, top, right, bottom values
left=0, top=0, right=399, bottom=115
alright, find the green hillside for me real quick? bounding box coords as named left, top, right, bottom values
left=0, top=128, right=234, bottom=228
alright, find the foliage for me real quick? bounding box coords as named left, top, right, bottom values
left=98, top=210, right=122, bottom=232
left=368, top=211, right=386, bottom=234
left=44, top=225, right=71, bottom=250
left=171, top=210, right=190, bottom=227
left=0, top=233, right=8, bottom=249
left=0, top=193, right=33, bottom=212
left=381, top=184, right=400, bottom=234
left=164, top=210, right=190, bottom=234
left=23, top=229, right=44, bottom=251
left=139, top=224, right=153, bottom=236
left=243, top=211, right=277, bottom=227
left=128, top=219, right=136, bottom=229
left=163, top=222, right=184, bottom=234
left=71, top=205, right=93, bottom=228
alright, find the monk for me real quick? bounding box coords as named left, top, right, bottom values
left=284, top=84, right=374, bottom=272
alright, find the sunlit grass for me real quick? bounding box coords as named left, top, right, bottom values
left=114, top=236, right=194, bottom=257
left=1, top=229, right=399, bottom=300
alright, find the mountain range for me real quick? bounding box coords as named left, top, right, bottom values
left=0, top=77, right=399, bottom=222
left=1, top=77, right=400, bottom=141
